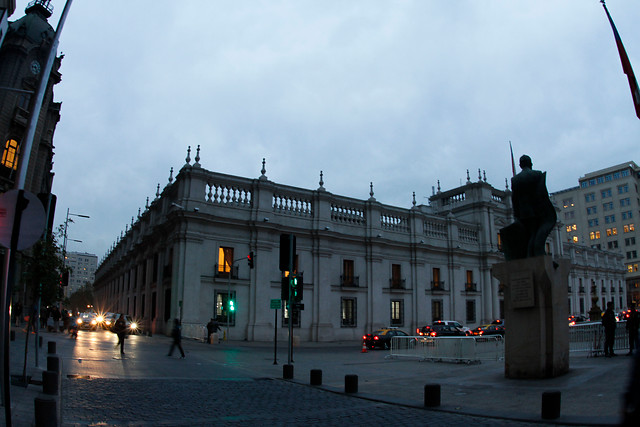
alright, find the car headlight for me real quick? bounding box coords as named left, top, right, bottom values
left=129, top=322, right=138, bottom=330
left=76, top=318, right=82, bottom=325
left=96, top=315, right=104, bottom=323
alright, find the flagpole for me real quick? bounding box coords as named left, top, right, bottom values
left=601, top=0, right=640, bottom=120
left=509, top=141, right=516, bottom=177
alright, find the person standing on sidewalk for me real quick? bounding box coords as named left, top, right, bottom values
left=168, top=318, right=185, bottom=358
left=626, top=303, right=639, bottom=356
left=602, top=301, right=617, bottom=357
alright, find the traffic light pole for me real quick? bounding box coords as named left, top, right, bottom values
left=287, top=238, right=294, bottom=365
left=225, top=257, right=245, bottom=342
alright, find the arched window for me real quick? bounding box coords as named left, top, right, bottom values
left=1, top=139, right=20, bottom=170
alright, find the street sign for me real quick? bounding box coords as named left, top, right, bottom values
left=270, top=299, right=282, bottom=310
left=0, top=189, right=46, bottom=250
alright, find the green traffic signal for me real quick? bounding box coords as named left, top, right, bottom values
left=229, top=300, right=235, bottom=311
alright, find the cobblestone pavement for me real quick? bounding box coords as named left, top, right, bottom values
left=62, top=377, right=552, bottom=427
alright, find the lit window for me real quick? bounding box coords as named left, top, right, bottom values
left=572, top=236, right=579, bottom=243
left=1, top=139, right=20, bottom=170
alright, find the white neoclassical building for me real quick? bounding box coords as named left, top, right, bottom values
left=93, top=149, right=626, bottom=341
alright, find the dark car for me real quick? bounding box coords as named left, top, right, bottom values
left=428, top=324, right=466, bottom=337
left=473, top=324, right=505, bottom=337
left=76, top=312, right=98, bottom=330
left=362, top=328, right=409, bottom=349
left=416, top=325, right=433, bottom=336
left=109, top=314, right=141, bottom=335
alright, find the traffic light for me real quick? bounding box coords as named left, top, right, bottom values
left=279, top=234, right=296, bottom=271
left=61, top=270, right=70, bottom=287
left=291, top=274, right=303, bottom=302
left=229, top=299, right=235, bottom=312
left=247, top=251, right=254, bottom=269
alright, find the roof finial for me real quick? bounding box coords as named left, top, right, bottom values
left=478, top=168, right=482, bottom=182
left=260, top=158, right=267, bottom=178
left=156, top=183, right=160, bottom=198
left=185, top=146, right=191, bottom=165
left=168, top=167, right=174, bottom=184
left=412, top=192, right=416, bottom=207
left=466, top=169, right=471, bottom=184
left=437, top=180, right=441, bottom=193
left=483, top=170, right=487, bottom=182
left=194, top=145, right=201, bottom=167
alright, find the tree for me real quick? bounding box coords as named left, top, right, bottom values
left=66, top=283, right=94, bottom=314
left=21, top=231, right=69, bottom=308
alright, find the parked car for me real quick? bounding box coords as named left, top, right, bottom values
left=362, top=328, right=409, bottom=349
left=432, top=320, right=470, bottom=335
left=76, top=312, right=98, bottom=330
left=428, top=324, right=466, bottom=337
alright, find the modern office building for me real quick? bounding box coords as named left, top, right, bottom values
left=65, top=251, right=97, bottom=295
left=551, top=161, right=640, bottom=305
left=93, top=150, right=625, bottom=341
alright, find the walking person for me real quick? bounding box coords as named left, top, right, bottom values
left=206, top=318, right=220, bottom=344
left=602, top=301, right=617, bottom=357
left=113, top=314, right=128, bottom=355
left=168, top=318, right=185, bottom=358
left=626, top=303, right=639, bottom=355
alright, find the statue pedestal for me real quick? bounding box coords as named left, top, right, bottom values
left=492, top=256, right=570, bottom=379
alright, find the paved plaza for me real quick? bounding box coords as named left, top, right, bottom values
left=5, top=327, right=636, bottom=426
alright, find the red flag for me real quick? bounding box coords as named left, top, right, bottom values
left=509, top=141, right=516, bottom=177
left=602, top=1, right=640, bottom=120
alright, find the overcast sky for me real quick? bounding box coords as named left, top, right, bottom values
left=13, top=0, right=640, bottom=260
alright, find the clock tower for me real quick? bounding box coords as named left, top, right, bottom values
left=0, top=0, right=62, bottom=197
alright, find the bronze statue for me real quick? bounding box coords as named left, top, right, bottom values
left=501, top=155, right=557, bottom=260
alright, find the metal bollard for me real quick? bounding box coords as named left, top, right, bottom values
left=424, top=383, right=441, bottom=407
left=47, top=355, right=60, bottom=373
left=345, top=374, right=358, bottom=393
left=541, top=390, right=561, bottom=420
left=310, top=369, right=322, bottom=385
left=283, top=364, right=294, bottom=379
left=34, top=396, right=57, bottom=427
left=42, top=371, right=58, bottom=395
left=47, top=341, right=56, bottom=354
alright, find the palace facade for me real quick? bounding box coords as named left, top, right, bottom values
left=93, top=150, right=626, bottom=341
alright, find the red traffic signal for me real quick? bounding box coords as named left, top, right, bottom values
left=247, top=251, right=254, bottom=269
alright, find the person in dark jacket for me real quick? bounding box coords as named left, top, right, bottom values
left=206, top=318, right=221, bottom=344
left=602, top=301, right=617, bottom=357
left=168, top=318, right=185, bottom=358
left=113, top=315, right=127, bottom=355
left=627, top=303, right=639, bottom=356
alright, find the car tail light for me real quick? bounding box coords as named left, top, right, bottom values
left=430, top=331, right=436, bottom=337
left=373, top=336, right=379, bottom=340
left=362, top=335, right=366, bottom=340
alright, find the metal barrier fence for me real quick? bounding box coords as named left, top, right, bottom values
left=569, top=321, right=629, bottom=356
left=390, top=335, right=504, bottom=363
left=389, top=322, right=631, bottom=361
